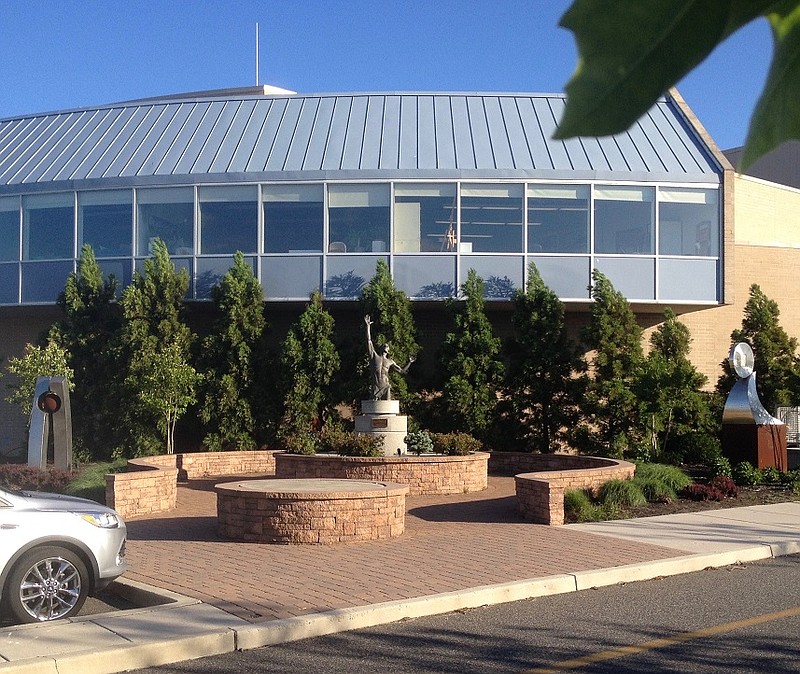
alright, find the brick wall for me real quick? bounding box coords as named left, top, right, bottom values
left=512, top=455, right=635, bottom=526
left=105, top=450, right=280, bottom=519
left=274, top=452, right=488, bottom=495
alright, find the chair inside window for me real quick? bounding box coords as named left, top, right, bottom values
left=329, top=241, right=347, bottom=253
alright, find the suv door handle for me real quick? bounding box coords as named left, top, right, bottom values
left=0, top=523, right=19, bottom=529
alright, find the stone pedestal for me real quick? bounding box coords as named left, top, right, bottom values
left=355, top=399, right=408, bottom=456
left=721, top=423, right=788, bottom=471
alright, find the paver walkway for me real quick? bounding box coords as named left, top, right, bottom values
left=124, top=476, right=683, bottom=623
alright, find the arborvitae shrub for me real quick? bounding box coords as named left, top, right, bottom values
left=335, top=433, right=384, bottom=457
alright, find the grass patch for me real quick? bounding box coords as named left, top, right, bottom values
left=634, top=463, right=692, bottom=492
left=564, top=489, right=624, bottom=523
left=65, top=458, right=127, bottom=504
left=597, top=479, right=647, bottom=507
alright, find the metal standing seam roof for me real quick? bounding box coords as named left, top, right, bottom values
left=0, top=92, right=722, bottom=194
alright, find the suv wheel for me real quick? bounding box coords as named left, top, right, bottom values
left=5, top=546, right=89, bottom=623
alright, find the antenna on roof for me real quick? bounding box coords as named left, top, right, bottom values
left=255, top=22, right=260, bottom=85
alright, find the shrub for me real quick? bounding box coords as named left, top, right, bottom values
left=733, top=461, right=763, bottom=486
left=634, top=463, right=692, bottom=492
left=431, top=432, right=482, bottom=456
left=761, top=466, right=782, bottom=483
left=0, top=465, right=73, bottom=493
left=597, top=479, right=647, bottom=507
left=336, top=433, right=385, bottom=457
left=707, top=454, right=732, bottom=479
left=404, top=430, right=433, bottom=456
left=709, top=475, right=739, bottom=498
left=681, top=483, right=725, bottom=501
left=280, top=432, right=317, bottom=455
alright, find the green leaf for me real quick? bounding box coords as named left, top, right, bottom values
left=742, top=3, right=800, bottom=167
left=556, top=0, right=776, bottom=139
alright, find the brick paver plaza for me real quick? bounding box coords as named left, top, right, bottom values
left=123, top=476, right=684, bottom=623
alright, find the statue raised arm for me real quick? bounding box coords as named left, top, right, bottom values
left=364, top=314, right=415, bottom=400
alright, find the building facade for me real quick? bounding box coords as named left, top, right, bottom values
left=5, top=85, right=799, bottom=453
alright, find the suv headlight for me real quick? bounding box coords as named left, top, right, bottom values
left=79, top=511, right=121, bottom=528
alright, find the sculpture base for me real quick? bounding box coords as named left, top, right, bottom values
left=355, top=399, right=407, bottom=456
left=721, top=423, right=787, bottom=471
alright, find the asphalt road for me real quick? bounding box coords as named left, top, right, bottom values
left=135, top=553, right=800, bottom=674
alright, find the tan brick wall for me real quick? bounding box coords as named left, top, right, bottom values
left=274, top=452, right=489, bottom=495
left=513, top=456, right=636, bottom=526
left=216, top=482, right=408, bottom=544
left=105, top=450, right=280, bottom=519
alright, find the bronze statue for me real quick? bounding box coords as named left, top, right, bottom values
left=365, top=315, right=414, bottom=400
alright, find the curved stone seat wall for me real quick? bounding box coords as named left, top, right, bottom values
left=275, top=452, right=489, bottom=495
left=512, top=455, right=636, bottom=526
left=216, top=479, right=409, bottom=544
left=105, top=450, right=280, bottom=519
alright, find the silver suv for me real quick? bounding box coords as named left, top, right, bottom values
left=0, top=486, right=127, bottom=623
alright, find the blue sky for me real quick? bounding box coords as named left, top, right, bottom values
left=0, top=0, right=772, bottom=151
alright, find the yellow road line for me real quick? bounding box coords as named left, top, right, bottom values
left=524, top=606, right=800, bottom=673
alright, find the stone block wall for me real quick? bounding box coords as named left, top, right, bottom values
left=274, top=452, right=489, bottom=495
left=216, top=482, right=408, bottom=544
left=105, top=450, right=280, bottom=519
left=512, top=456, right=636, bottom=526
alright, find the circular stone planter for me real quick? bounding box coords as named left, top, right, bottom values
left=215, top=478, right=409, bottom=544
left=274, top=452, right=489, bottom=495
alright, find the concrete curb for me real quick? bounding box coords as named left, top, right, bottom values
left=3, top=542, right=793, bottom=674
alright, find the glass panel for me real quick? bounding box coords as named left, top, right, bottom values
left=263, top=184, right=323, bottom=253
left=23, top=193, right=73, bottom=260
left=325, top=256, right=384, bottom=298
left=97, top=259, right=132, bottom=296
left=21, top=261, right=73, bottom=303
left=0, top=263, right=19, bottom=303
left=79, top=190, right=132, bottom=257
left=594, top=185, right=654, bottom=254
left=393, top=184, right=457, bottom=253
left=136, top=187, right=194, bottom=256
left=529, top=256, right=591, bottom=299
left=195, top=256, right=258, bottom=299
left=199, top=186, right=257, bottom=254
left=527, top=184, right=589, bottom=253
left=595, top=256, right=655, bottom=300
left=659, top=258, right=719, bottom=301
left=460, top=184, right=523, bottom=252
left=659, top=187, right=719, bottom=256
left=459, top=255, right=523, bottom=298
left=393, top=255, right=456, bottom=298
left=0, top=197, right=20, bottom=261
left=261, top=256, right=321, bottom=299
left=328, top=184, right=389, bottom=253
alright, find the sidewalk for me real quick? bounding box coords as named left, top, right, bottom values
left=2, top=477, right=799, bottom=674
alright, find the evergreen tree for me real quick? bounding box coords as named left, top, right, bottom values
left=504, top=263, right=584, bottom=453
left=359, top=259, right=419, bottom=406
left=717, top=284, right=800, bottom=414
left=438, top=269, right=504, bottom=438
left=278, top=291, right=340, bottom=452
left=636, top=308, right=713, bottom=462
left=49, top=244, right=121, bottom=460
left=575, top=270, right=644, bottom=457
left=199, top=252, right=266, bottom=451
left=115, top=239, right=193, bottom=456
